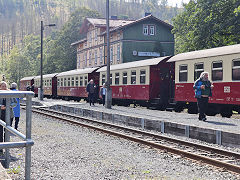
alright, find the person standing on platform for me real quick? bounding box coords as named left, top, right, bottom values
left=10, top=83, right=21, bottom=130
left=86, top=79, right=96, bottom=106
left=0, top=81, right=17, bottom=143
left=193, top=72, right=213, bottom=121
left=100, top=83, right=106, bottom=106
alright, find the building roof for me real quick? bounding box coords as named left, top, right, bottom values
left=34, top=73, right=58, bottom=80
left=168, top=44, right=240, bottom=62
left=56, top=67, right=99, bottom=77
left=101, top=15, right=173, bottom=35
left=87, top=18, right=134, bottom=28
left=20, top=76, right=35, bottom=81
left=97, top=56, right=170, bottom=72
left=71, top=38, right=87, bottom=46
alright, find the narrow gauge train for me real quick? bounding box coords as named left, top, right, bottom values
left=20, top=44, right=240, bottom=117
left=168, top=44, right=240, bottom=118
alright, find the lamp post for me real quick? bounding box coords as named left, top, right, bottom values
left=105, top=0, right=112, bottom=109
left=40, top=21, right=56, bottom=100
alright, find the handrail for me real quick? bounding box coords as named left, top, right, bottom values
left=0, top=91, right=34, bottom=180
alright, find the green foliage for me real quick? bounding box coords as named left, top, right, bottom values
left=172, top=0, right=240, bottom=54
left=45, top=7, right=100, bottom=73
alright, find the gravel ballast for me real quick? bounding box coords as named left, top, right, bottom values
left=8, top=110, right=240, bottom=179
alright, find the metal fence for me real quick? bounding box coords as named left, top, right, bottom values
left=0, top=91, right=34, bottom=180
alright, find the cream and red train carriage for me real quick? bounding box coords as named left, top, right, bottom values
left=19, top=76, right=35, bottom=91
left=97, top=56, right=173, bottom=108
left=34, top=73, right=58, bottom=98
left=56, top=67, right=100, bottom=101
left=168, top=44, right=240, bottom=117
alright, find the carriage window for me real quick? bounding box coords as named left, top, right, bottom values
left=140, top=70, right=146, bottom=84
left=84, top=76, right=88, bottom=86
left=115, top=73, right=119, bottom=85
left=123, top=72, right=128, bottom=85
left=71, top=77, right=75, bottom=86
left=80, top=76, right=83, bottom=86
left=75, top=77, right=79, bottom=87
left=232, top=59, right=240, bottom=80
left=61, top=78, right=63, bottom=86
left=102, top=74, right=106, bottom=85
left=131, top=71, right=136, bottom=84
left=68, top=78, right=71, bottom=87
left=179, top=65, right=188, bottom=82
left=50, top=79, right=52, bottom=86
left=194, top=63, right=204, bottom=80
left=64, top=78, right=66, bottom=87
left=212, top=61, right=223, bottom=81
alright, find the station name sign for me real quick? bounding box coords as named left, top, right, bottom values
left=133, top=51, right=160, bottom=57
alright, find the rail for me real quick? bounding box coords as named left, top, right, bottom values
left=0, top=91, right=34, bottom=180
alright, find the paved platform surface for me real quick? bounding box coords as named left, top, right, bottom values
left=0, top=163, right=11, bottom=180
left=30, top=97, right=240, bottom=134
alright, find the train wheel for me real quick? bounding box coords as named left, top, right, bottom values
left=220, top=112, right=232, bottom=118
left=187, top=104, right=198, bottom=114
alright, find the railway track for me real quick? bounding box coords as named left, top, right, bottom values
left=26, top=106, right=240, bottom=175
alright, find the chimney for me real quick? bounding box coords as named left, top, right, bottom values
left=145, top=12, right=151, bottom=16
left=110, top=16, right=118, bottom=20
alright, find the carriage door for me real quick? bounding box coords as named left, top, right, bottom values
left=159, top=68, right=170, bottom=104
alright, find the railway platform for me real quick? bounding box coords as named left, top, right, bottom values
left=25, top=98, right=240, bottom=148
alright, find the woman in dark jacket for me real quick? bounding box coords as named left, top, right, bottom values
left=193, top=72, right=213, bottom=121
left=0, top=81, right=17, bottom=142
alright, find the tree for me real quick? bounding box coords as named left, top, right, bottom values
left=172, top=0, right=240, bottom=54
left=45, top=7, right=100, bottom=73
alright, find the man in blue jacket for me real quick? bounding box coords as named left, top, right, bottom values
left=193, top=72, right=213, bottom=121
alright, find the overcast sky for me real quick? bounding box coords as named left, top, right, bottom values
left=168, top=0, right=190, bottom=7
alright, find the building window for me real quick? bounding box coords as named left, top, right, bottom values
left=100, top=48, right=103, bottom=64
left=115, top=73, right=119, bottom=85
left=89, top=51, right=92, bottom=65
left=212, top=61, right=223, bottom=81
left=117, top=31, right=121, bottom=39
left=131, top=71, right=136, bottom=84
left=143, top=25, right=148, bottom=35
left=110, top=47, right=113, bottom=62
left=143, top=24, right=155, bottom=36
left=75, top=77, right=79, bottom=87
left=95, top=49, right=98, bottom=64
left=117, top=45, right=120, bottom=61
left=149, top=25, right=155, bottom=35
left=85, top=52, right=87, bottom=66
left=95, top=29, right=98, bottom=41
left=110, top=34, right=113, bottom=40
left=85, top=42, right=87, bottom=47
left=232, top=59, right=240, bottom=80
left=194, top=63, right=204, bottom=80
left=179, top=65, right=188, bottom=82
left=80, top=76, right=83, bottom=86
left=140, top=70, right=146, bottom=84
left=89, top=31, right=92, bottom=42
left=102, top=74, right=106, bottom=85
left=71, top=77, right=75, bottom=86
left=100, top=36, right=103, bottom=42
left=123, top=72, right=127, bottom=85
left=84, top=76, right=88, bottom=86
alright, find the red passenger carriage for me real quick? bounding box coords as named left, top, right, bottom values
left=56, top=67, right=100, bottom=101
left=97, top=56, right=173, bottom=108
left=168, top=44, right=240, bottom=117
